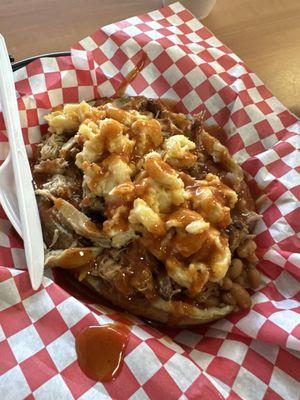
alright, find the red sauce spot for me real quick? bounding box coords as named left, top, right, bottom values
left=75, top=324, right=129, bottom=381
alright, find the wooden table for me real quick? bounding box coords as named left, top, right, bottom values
left=1, top=0, right=299, bottom=116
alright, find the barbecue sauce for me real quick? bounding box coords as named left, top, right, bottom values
left=75, top=324, right=129, bottom=381
left=116, top=54, right=147, bottom=97
left=52, top=269, right=131, bottom=382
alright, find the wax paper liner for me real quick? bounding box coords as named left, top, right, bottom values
left=0, top=2, right=299, bottom=399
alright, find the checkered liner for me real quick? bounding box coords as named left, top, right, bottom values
left=0, top=2, right=299, bottom=399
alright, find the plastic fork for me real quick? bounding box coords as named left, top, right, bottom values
left=0, top=152, right=22, bottom=236
left=0, top=34, right=44, bottom=289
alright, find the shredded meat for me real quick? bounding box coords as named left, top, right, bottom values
left=33, top=96, right=260, bottom=320
left=39, top=133, right=66, bottom=160
left=34, top=158, right=68, bottom=175
left=154, top=270, right=181, bottom=301
left=227, top=218, right=249, bottom=251
left=136, top=98, right=163, bottom=117
left=37, top=197, right=79, bottom=249
left=90, top=246, right=156, bottom=300
left=80, top=183, right=105, bottom=219
left=41, top=174, right=81, bottom=206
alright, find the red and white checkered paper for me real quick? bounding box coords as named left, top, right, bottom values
left=0, top=2, right=299, bottom=399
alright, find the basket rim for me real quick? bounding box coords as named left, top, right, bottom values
left=12, top=51, right=71, bottom=71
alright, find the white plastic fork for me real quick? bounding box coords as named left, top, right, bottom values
left=0, top=152, right=22, bottom=236
left=0, top=34, right=44, bottom=289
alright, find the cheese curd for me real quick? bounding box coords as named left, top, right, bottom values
left=143, top=179, right=185, bottom=214
left=131, top=119, right=163, bottom=156
left=133, top=154, right=187, bottom=214
left=163, top=134, right=197, bottom=168
left=166, top=258, right=209, bottom=296
left=45, top=101, right=241, bottom=297
left=76, top=119, right=135, bottom=169
left=81, top=155, right=133, bottom=198
left=103, top=206, right=137, bottom=248
left=188, top=173, right=238, bottom=228
left=129, top=198, right=165, bottom=236
left=105, top=106, right=147, bottom=126
left=45, top=102, right=102, bottom=135
left=164, top=135, right=195, bottom=157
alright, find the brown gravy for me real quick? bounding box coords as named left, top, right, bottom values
left=75, top=324, right=129, bottom=381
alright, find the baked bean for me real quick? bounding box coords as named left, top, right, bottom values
left=228, top=259, right=243, bottom=279
left=239, top=198, right=246, bottom=209
left=221, top=277, right=233, bottom=290
left=240, top=271, right=250, bottom=288
left=222, top=292, right=237, bottom=306
left=237, top=239, right=257, bottom=258
left=247, top=253, right=259, bottom=263
left=242, top=270, right=248, bottom=279
left=230, top=283, right=251, bottom=309
left=248, top=268, right=261, bottom=289
left=235, top=276, right=245, bottom=286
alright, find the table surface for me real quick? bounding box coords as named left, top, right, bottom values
left=1, top=0, right=299, bottom=116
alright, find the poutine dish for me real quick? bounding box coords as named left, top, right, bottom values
left=33, top=97, right=261, bottom=325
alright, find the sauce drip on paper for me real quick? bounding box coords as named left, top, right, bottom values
left=75, top=324, right=129, bottom=381
left=52, top=271, right=130, bottom=382
left=116, top=54, right=147, bottom=97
